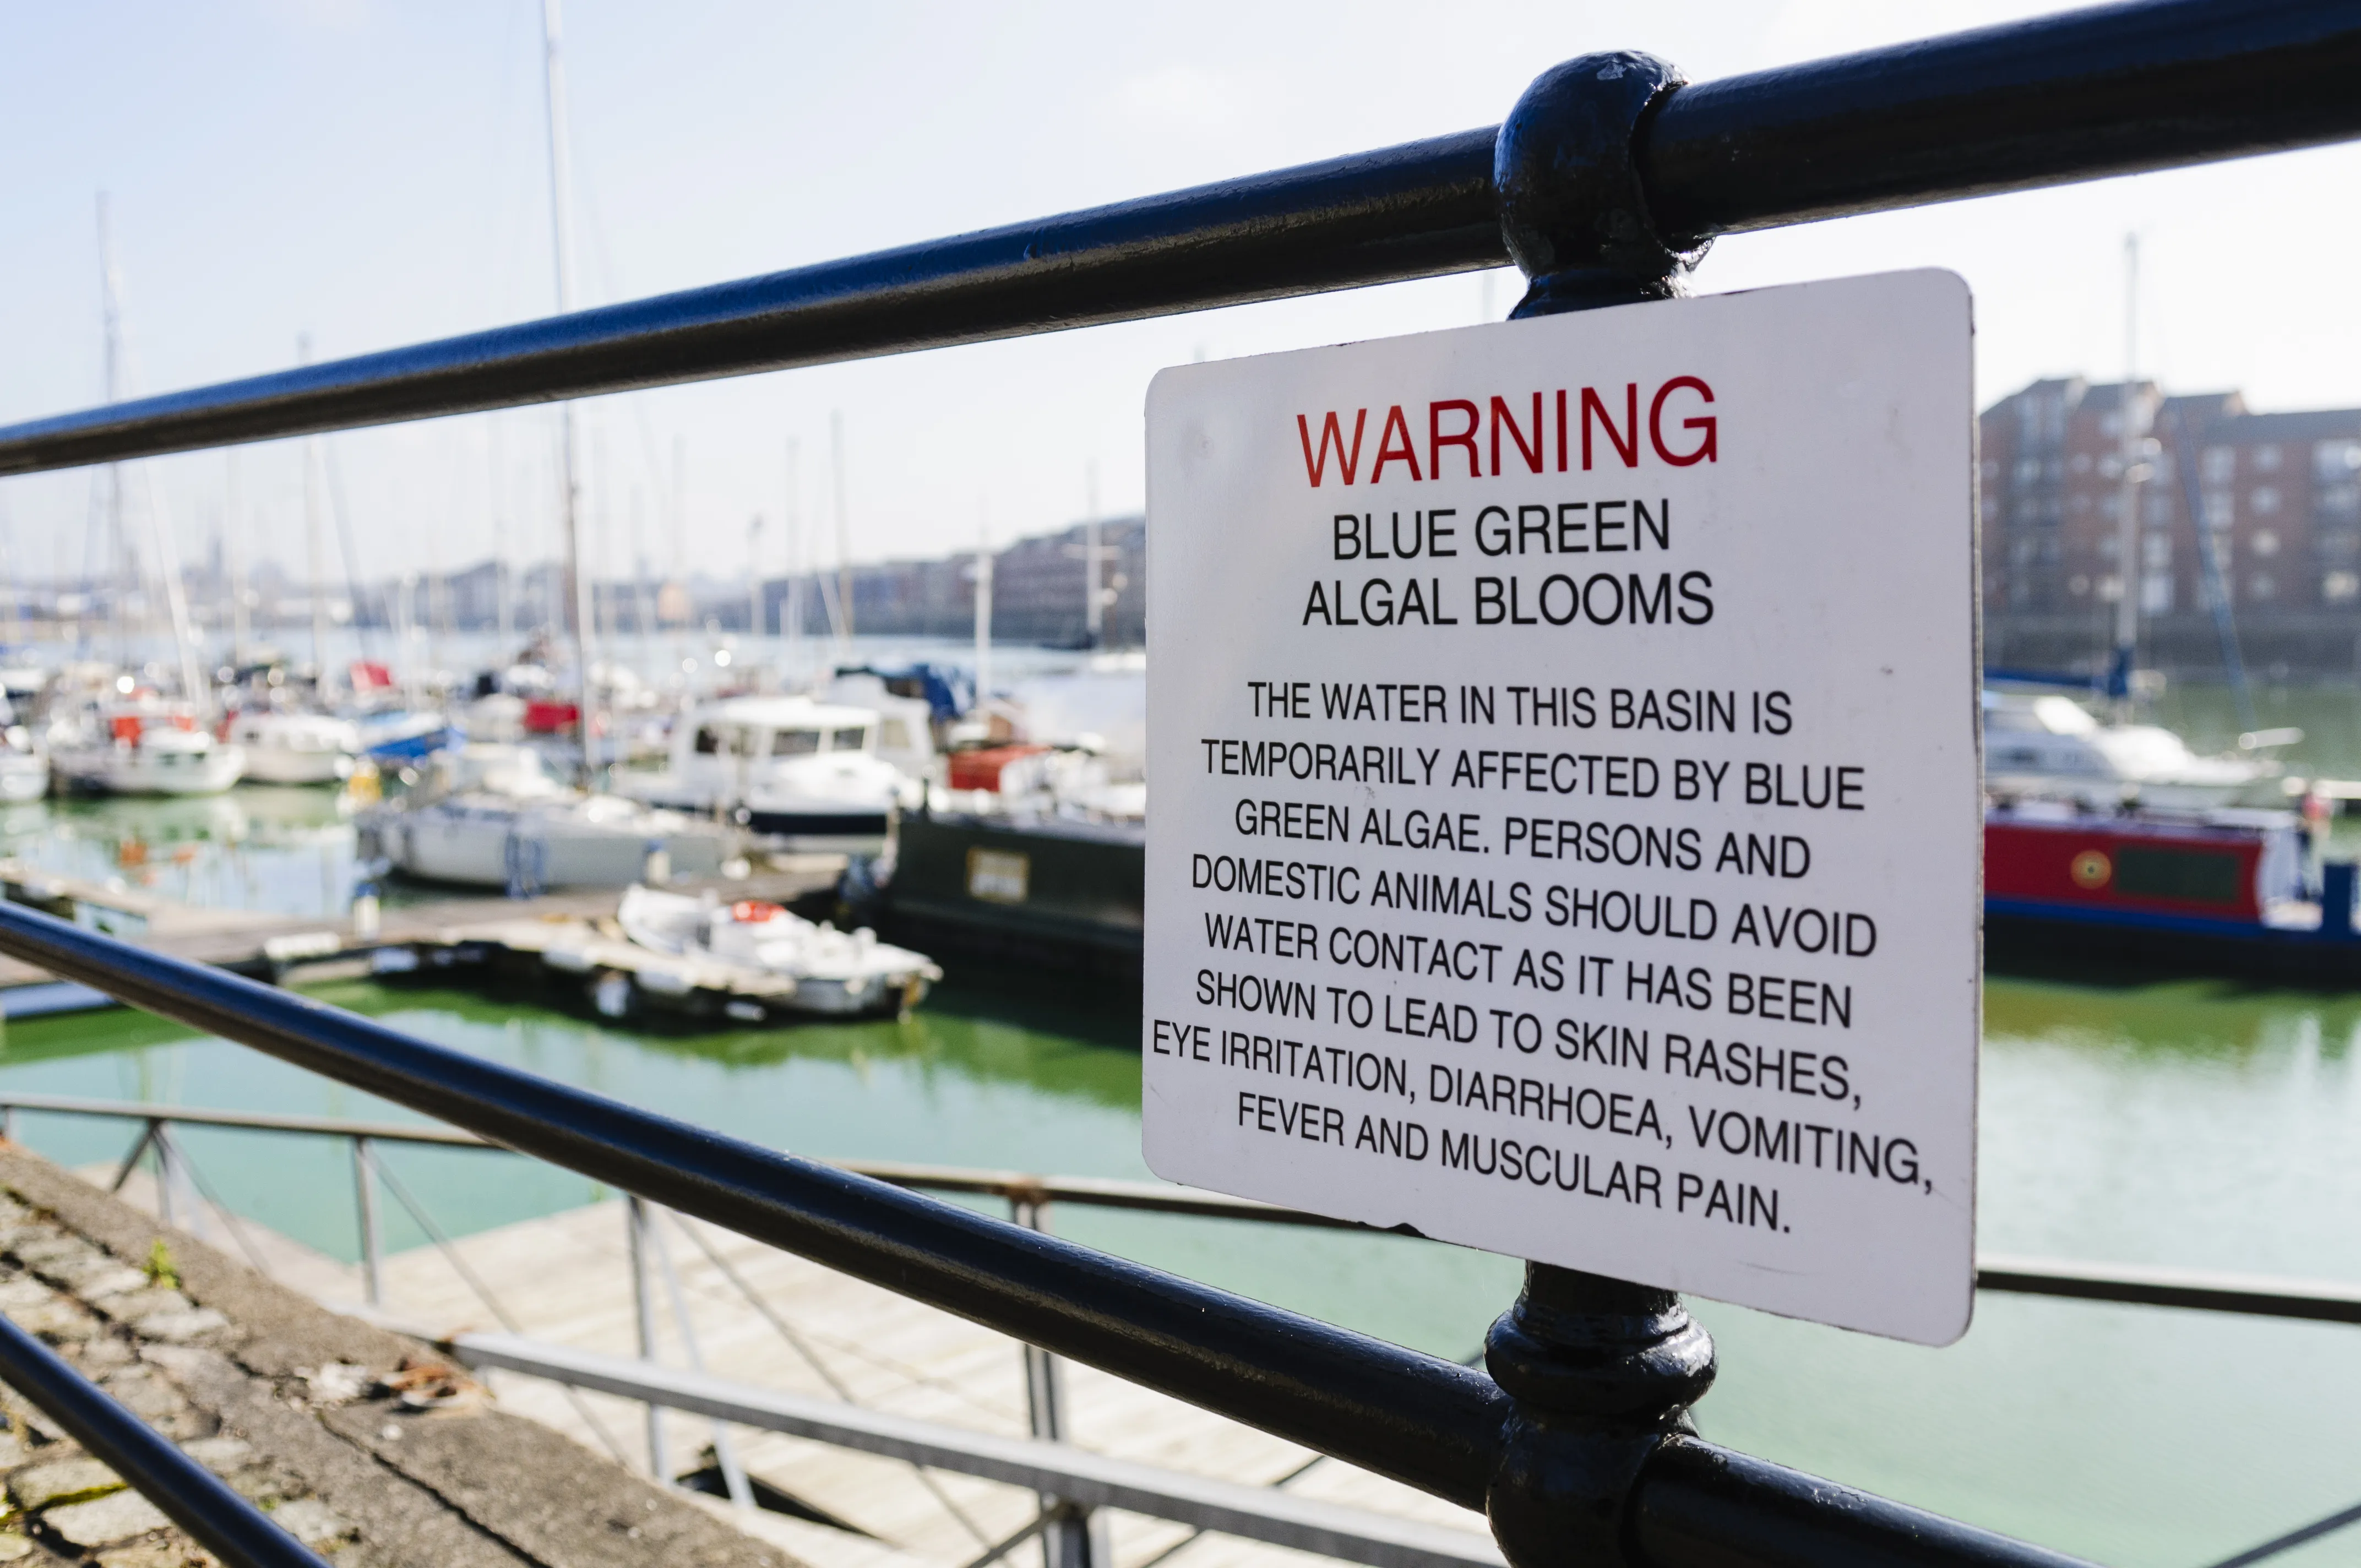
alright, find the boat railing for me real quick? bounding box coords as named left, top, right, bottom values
left=0, top=2, right=2358, bottom=1563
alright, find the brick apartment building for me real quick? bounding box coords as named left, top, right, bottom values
left=1982, top=377, right=2361, bottom=678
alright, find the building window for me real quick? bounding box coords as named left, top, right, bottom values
left=2250, top=573, right=2276, bottom=601
left=2204, top=447, right=2237, bottom=483
left=2253, top=529, right=2281, bottom=557
left=2252, top=486, right=2281, bottom=515
left=2015, top=458, right=2042, bottom=485
left=2313, top=439, right=2361, bottom=483
left=2254, top=444, right=2282, bottom=473
left=2070, top=452, right=2092, bottom=474
left=2140, top=573, right=2173, bottom=613
left=2204, top=491, right=2235, bottom=530
left=1980, top=496, right=1999, bottom=521
left=2143, top=534, right=2172, bottom=568
left=2144, top=491, right=2173, bottom=525
left=1981, top=459, right=2000, bottom=481
left=2069, top=574, right=2091, bottom=596
left=2324, top=571, right=2360, bottom=603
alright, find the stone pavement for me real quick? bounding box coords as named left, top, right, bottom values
left=0, top=1143, right=798, bottom=1568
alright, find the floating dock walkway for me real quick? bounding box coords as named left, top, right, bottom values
left=0, top=858, right=846, bottom=1019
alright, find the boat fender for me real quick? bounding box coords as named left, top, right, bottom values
left=591, top=971, right=633, bottom=1020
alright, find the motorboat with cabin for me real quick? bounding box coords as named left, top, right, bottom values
left=225, top=708, right=362, bottom=786
left=616, top=695, right=921, bottom=854
left=48, top=701, right=244, bottom=797
left=356, top=741, right=731, bottom=892
left=612, top=884, right=940, bottom=1017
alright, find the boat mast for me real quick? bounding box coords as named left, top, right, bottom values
left=541, top=0, right=596, bottom=768
left=225, top=453, right=249, bottom=668
left=783, top=439, right=803, bottom=683
left=831, top=409, right=853, bottom=658
left=746, top=513, right=764, bottom=656
left=1084, top=460, right=1102, bottom=649
left=973, top=502, right=993, bottom=714
left=490, top=416, right=513, bottom=654
left=2109, top=234, right=2146, bottom=717
left=300, top=335, right=330, bottom=688
left=97, top=195, right=128, bottom=676
left=99, top=201, right=206, bottom=709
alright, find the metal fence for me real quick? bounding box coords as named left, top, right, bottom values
left=1, top=3, right=2359, bottom=1565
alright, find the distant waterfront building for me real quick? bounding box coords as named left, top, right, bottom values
left=759, top=515, right=1146, bottom=647
left=1980, top=377, right=2361, bottom=679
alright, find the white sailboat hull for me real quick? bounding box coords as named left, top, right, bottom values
left=240, top=748, right=356, bottom=786
left=366, top=799, right=730, bottom=891
left=0, top=754, right=48, bottom=802
left=53, top=744, right=245, bottom=797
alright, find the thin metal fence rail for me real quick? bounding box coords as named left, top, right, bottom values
left=0, top=0, right=2352, bottom=475
left=10, top=1092, right=2357, bottom=1328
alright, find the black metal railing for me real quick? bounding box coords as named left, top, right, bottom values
left=0, top=0, right=2355, bottom=475
left=0, top=901, right=2094, bottom=1567
left=2, top=4, right=2359, bottom=1565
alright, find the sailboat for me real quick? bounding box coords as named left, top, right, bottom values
left=51, top=202, right=238, bottom=797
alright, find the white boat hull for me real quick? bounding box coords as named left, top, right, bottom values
left=53, top=745, right=245, bottom=797
left=0, top=755, right=48, bottom=802
left=240, top=748, right=356, bottom=786
left=367, top=803, right=730, bottom=891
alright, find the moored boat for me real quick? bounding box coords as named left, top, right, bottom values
left=356, top=742, right=731, bottom=892
left=1982, top=801, right=2361, bottom=983
left=610, top=884, right=940, bottom=1017
left=225, top=709, right=362, bottom=785
left=48, top=703, right=244, bottom=797
left=617, top=695, right=918, bottom=853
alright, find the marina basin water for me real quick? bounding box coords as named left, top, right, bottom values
left=0, top=974, right=2351, bottom=1568
left=0, top=677, right=2358, bottom=1565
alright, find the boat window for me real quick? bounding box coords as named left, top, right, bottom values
left=693, top=726, right=727, bottom=755
left=830, top=727, right=868, bottom=752
left=878, top=718, right=912, bottom=750
left=771, top=728, right=822, bottom=756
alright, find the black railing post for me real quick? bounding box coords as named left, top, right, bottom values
left=1481, top=52, right=1720, bottom=1568
left=1494, top=50, right=1702, bottom=317
left=1485, top=1267, right=1715, bottom=1568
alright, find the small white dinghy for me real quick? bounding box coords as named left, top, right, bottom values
left=614, top=884, right=940, bottom=1017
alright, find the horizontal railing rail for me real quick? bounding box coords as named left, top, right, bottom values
left=0, top=898, right=2095, bottom=1567
left=0, top=0, right=2355, bottom=476
left=442, top=1330, right=1507, bottom=1568
left=10, top=1092, right=2359, bottom=1327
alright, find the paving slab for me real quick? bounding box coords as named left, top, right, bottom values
left=0, top=1142, right=804, bottom=1568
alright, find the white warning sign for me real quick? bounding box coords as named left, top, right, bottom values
left=1141, top=270, right=1979, bottom=1345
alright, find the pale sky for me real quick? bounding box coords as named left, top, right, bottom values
left=4, top=0, right=2359, bottom=589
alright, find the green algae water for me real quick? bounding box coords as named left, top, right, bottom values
left=0, top=686, right=2358, bottom=1566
